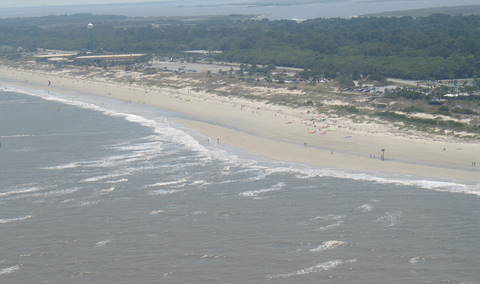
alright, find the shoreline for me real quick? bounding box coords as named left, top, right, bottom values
left=0, top=65, right=479, bottom=183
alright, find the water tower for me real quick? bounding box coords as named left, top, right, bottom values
left=87, top=23, right=96, bottom=51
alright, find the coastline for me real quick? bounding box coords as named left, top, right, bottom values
left=0, top=65, right=479, bottom=183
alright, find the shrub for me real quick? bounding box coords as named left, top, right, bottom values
left=451, top=108, right=477, bottom=115
left=438, top=106, right=450, bottom=113
left=402, top=106, right=424, bottom=113
left=333, top=105, right=360, bottom=114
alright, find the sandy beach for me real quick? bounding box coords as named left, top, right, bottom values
left=0, top=64, right=479, bottom=183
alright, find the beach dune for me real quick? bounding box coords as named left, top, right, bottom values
left=0, top=65, right=479, bottom=182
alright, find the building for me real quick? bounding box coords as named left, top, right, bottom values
left=74, top=54, right=149, bottom=66
left=184, top=50, right=223, bottom=55
left=32, top=52, right=78, bottom=62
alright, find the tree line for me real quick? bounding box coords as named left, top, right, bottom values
left=1, top=13, right=480, bottom=80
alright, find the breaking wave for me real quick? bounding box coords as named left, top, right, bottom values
left=315, top=221, right=344, bottom=232
left=376, top=211, right=403, bottom=227
left=95, top=239, right=112, bottom=247
left=310, top=240, right=347, bottom=252
left=144, top=178, right=187, bottom=188
left=239, top=182, right=285, bottom=197
left=267, top=259, right=356, bottom=279
left=0, top=186, right=46, bottom=198
left=0, top=265, right=20, bottom=275
left=3, top=85, right=479, bottom=197
left=0, top=215, right=32, bottom=224
left=357, top=204, right=374, bottom=213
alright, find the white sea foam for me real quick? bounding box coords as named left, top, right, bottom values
left=5, top=187, right=79, bottom=200
left=376, top=211, right=402, bottom=227
left=95, top=239, right=111, bottom=247
left=104, top=178, right=129, bottom=184
left=0, top=187, right=45, bottom=198
left=190, top=180, right=206, bottom=186
left=311, top=214, right=344, bottom=221
left=0, top=265, right=20, bottom=275
left=0, top=86, right=241, bottom=165
left=315, top=221, right=344, bottom=231
left=82, top=171, right=133, bottom=183
left=111, top=140, right=163, bottom=152
left=51, top=152, right=144, bottom=170
left=3, top=85, right=479, bottom=197
left=9, top=147, right=36, bottom=153
left=357, top=204, right=374, bottom=212
left=2, top=88, right=209, bottom=176
left=265, top=166, right=480, bottom=196
left=310, top=240, right=348, bottom=252
left=100, top=186, right=115, bottom=193
left=239, top=182, right=285, bottom=197
left=170, top=183, right=189, bottom=189
left=149, top=189, right=185, bottom=195
left=41, top=162, right=81, bottom=170
left=200, top=254, right=226, bottom=259
left=0, top=215, right=32, bottom=224
left=267, top=259, right=356, bottom=279
left=408, top=256, right=424, bottom=265
left=144, top=178, right=187, bottom=188
left=88, top=151, right=155, bottom=167
left=0, top=134, right=35, bottom=138
left=78, top=200, right=101, bottom=207
left=149, top=210, right=165, bottom=215
left=2, top=131, right=118, bottom=139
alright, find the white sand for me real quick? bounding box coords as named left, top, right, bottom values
left=1, top=65, right=479, bottom=182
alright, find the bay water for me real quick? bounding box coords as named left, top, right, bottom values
left=2, top=0, right=480, bottom=19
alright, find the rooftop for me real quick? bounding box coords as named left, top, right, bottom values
left=75, top=54, right=147, bottom=60
left=33, top=53, right=78, bottom=58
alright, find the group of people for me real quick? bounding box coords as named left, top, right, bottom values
left=207, top=138, right=221, bottom=145
left=369, top=153, right=385, bottom=161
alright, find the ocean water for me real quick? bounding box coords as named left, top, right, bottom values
left=0, top=86, right=479, bottom=284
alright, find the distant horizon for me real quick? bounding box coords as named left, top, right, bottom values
left=0, top=0, right=170, bottom=9
left=1, top=0, right=479, bottom=20
left=3, top=0, right=480, bottom=10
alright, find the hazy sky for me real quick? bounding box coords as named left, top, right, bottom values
left=0, top=0, right=170, bottom=8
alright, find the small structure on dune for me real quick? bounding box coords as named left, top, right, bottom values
left=184, top=50, right=223, bottom=56
left=74, top=54, right=149, bottom=66
left=32, top=51, right=79, bottom=63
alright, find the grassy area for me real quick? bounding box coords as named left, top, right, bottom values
left=374, top=111, right=480, bottom=133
